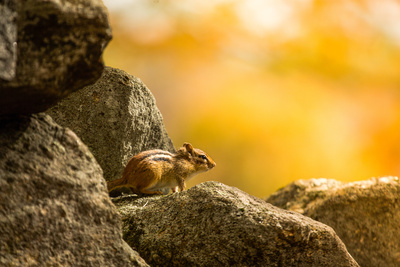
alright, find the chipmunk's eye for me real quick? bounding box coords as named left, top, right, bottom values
left=199, top=154, right=207, bottom=160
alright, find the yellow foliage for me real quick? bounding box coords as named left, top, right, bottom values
left=104, top=0, right=400, bottom=197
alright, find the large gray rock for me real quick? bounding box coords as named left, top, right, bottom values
left=0, top=0, right=17, bottom=81
left=266, top=177, right=400, bottom=267
left=0, top=113, right=148, bottom=266
left=112, top=181, right=359, bottom=266
left=47, top=67, right=174, bottom=184
left=0, top=0, right=112, bottom=115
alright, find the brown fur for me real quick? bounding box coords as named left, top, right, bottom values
left=107, top=143, right=216, bottom=195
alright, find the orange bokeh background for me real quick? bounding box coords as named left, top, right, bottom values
left=103, top=0, right=400, bottom=197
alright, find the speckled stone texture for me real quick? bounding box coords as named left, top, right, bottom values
left=112, top=181, right=359, bottom=266
left=0, top=0, right=112, bottom=115
left=0, top=113, right=148, bottom=266
left=47, top=67, right=174, bottom=186
left=266, top=177, right=400, bottom=267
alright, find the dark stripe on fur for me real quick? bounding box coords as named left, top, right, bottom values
left=137, top=151, right=172, bottom=162
left=151, top=157, right=172, bottom=163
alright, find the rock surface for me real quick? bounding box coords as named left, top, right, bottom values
left=266, top=177, right=400, bottom=267
left=0, top=113, right=148, bottom=266
left=0, top=0, right=17, bottom=81
left=112, top=181, right=359, bottom=266
left=0, top=0, right=112, bottom=115
left=47, top=67, right=174, bottom=185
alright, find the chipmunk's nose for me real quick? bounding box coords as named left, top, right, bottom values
left=208, top=161, right=216, bottom=169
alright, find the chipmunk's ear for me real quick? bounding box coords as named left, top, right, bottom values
left=183, top=143, right=194, bottom=154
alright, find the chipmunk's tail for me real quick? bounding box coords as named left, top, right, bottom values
left=107, top=177, right=127, bottom=192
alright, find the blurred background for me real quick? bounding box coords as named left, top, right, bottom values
left=102, top=0, right=400, bottom=198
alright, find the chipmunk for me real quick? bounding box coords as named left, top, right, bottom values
left=107, top=143, right=216, bottom=195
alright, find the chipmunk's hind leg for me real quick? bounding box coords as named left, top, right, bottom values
left=135, top=168, right=165, bottom=195
left=123, top=185, right=140, bottom=195
left=136, top=181, right=164, bottom=195
left=122, top=184, right=162, bottom=195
